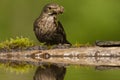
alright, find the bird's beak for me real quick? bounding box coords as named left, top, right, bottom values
left=59, top=6, right=64, bottom=14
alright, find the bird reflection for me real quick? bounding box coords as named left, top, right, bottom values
left=33, top=64, right=66, bottom=80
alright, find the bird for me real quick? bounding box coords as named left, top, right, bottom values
left=33, top=3, right=71, bottom=45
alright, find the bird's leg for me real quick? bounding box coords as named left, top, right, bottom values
left=52, top=43, right=71, bottom=49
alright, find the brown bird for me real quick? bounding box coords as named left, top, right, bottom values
left=33, top=3, right=71, bottom=45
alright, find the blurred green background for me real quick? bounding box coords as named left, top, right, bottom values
left=0, top=0, right=120, bottom=44
left=0, top=0, right=120, bottom=79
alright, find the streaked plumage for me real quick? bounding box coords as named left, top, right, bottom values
left=33, top=3, right=70, bottom=45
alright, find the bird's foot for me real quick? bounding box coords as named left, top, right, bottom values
left=52, top=43, right=71, bottom=49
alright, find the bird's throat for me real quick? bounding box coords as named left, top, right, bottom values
left=39, top=15, right=57, bottom=34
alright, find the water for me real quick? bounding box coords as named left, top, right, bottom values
left=0, top=63, right=120, bottom=80
left=0, top=56, right=120, bottom=80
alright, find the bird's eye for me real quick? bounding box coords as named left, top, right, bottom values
left=48, top=7, right=52, bottom=10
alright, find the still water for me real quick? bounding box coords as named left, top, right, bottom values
left=0, top=60, right=120, bottom=80
left=0, top=47, right=120, bottom=80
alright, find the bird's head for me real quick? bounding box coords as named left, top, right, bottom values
left=42, top=3, right=64, bottom=15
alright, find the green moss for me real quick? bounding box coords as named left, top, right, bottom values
left=0, top=36, right=92, bottom=51
left=0, top=62, right=34, bottom=74
left=0, top=36, right=34, bottom=51
left=73, top=42, right=92, bottom=47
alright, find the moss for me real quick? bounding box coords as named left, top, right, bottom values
left=73, top=42, right=91, bottom=47
left=0, top=62, right=34, bottom=74
left=0, top=36, right=92, bottom=52
left=0, top=36, right=34, bottom=51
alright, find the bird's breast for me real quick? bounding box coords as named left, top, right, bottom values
left=38, top=16, right=57, bottom=35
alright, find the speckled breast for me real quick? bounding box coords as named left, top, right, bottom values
left=39, top=16, right=57, bottom=35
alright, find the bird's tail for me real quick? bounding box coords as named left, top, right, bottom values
left=64, top=40, right=72, bottom=46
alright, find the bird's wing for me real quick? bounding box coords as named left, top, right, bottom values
left=57, top=21, right=71, bottom=44
left=57, top=21, right=66, bottom=38
left=33, top=20, right=38, bottom=31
